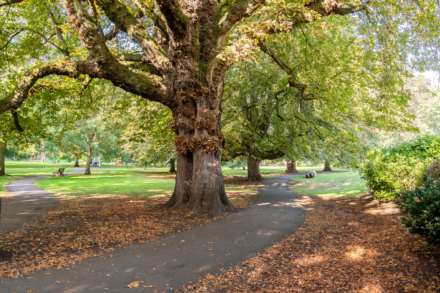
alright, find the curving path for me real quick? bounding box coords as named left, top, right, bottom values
left=0, top=168, right=85, bottom=234
left=0, top=176, right=58, bottom=234
left=0, top=175, right=305, bottom=292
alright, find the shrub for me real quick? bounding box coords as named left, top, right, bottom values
left=399, top=181, right=440, bottom=244
left=426, top=159, right=440, bottom=183
left=361, top=136, right=440, bottom=200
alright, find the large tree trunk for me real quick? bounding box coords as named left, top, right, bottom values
left=165, top=62, right=231, bottom=214
left=169, top=158, right=176, bottom=173
left=0, top=141, right=6, bottom=176
left=74, top=158, right=80, bottom=168
left=286, top=160, right=298, bottom=174
left=167, top=145, right=230, bottom=215
left=323, top=160, right=332, bottom=172
left=247, top=156, right=262, bottom=181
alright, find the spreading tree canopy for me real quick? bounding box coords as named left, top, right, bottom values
left=0, top=0, right=438, bottom=214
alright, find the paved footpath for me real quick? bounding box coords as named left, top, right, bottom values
left=0, top=176, right=58, bottom=234
left=0, top=175, right=305, bottom=293
left=0, top=168, right=84, bottom=234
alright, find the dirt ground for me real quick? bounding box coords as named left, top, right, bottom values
left=185, top=195, right=440, bottom=293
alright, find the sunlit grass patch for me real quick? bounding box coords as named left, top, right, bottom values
left=37, top=173, right=175, bottom=197
left=289, top=170, right=367, bottom=197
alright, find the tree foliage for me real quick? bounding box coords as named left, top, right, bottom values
left=0, top=0, right=438, bottom=212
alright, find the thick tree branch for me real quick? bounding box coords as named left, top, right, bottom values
left=207, top=0, right=265, bottom=71
left=259, top=41, right=306, bottom=93
left=218, top=0, right=265, bottom=36
left=0, top=0, right=23, bottom=7
left=132, top=0, right=169, bottom=42
left=102, top=61, right=172, bottom=108
left=64, top=0, right=113, bottom=61
left=63, top=1, right=171, bottom=107
left=305, top=0, right=367, bottom=16
left=95, top=0, right=171, bottom=72
left=0, top=60, right=95, bottom=113
left=156, top=0, right=188, bottom=40
left=258, top=41, right=295, bottom=76
left=11, top=111, right=23, bottom=132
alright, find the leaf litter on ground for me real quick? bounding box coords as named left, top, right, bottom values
left=184, top=194, right=440, bottom=293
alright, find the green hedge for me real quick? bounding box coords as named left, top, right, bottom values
left=399, top=181, right=440, bottom=244
left=361, top=136, right=440, bottom=200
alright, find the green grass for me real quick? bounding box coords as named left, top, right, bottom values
left=222, top=166, right=285, bottom=176
left=4, top=161, right=367, bottom=199
left=37, top=172, right=175, bottom=197
left=4, top=161, right=71, bottom=176
left=36, top=166, right=286, bottom=198
left=289, top=169, right=367, bottom=197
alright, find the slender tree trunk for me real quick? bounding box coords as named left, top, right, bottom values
left=323, top=160, right=332, bottom=172
left=247, top=156, right=262, bottom=181
left=0, top=141, right=6, bottom=176
left=74, top=158, right=80, bottom=168
left=84, top=145, right=93, bottom=175
left=286, top=160, right=298, bottom=174
left=169, top=158, right=176, bottom=173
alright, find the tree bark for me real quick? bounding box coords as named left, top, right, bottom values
left=247, top=156, right=262, bottom=181
left=323, top=160, right=332, bottom=172
left=84, top=145, right=93, bottom=175
left=0, top=141, right=6, bottom=176
left=286, top=160, right=298, bottom=174
left=165, top=64, right=231, bottom=215
left=169, top=158, right=176, bottom=173
left=74, top=158, right=80, bottom=168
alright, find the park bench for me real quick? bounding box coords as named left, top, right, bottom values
left=53, top=168, right=65, bottom=177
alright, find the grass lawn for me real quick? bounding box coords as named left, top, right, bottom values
left=35, top=165, right=285, bottom=198
left=1, top=161, right=75, bottom=192
left=222, top=166, right=285, bottom=176
left=4, top=161, right=367, bottom=198
left=37, top=172, right=175, bottom=197
left=289, top=169, right=367, bottom=197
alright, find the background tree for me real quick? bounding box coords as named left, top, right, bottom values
left=110, top=98, right=176, bottom=172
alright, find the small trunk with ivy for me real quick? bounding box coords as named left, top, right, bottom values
left=84, top=133, right=95, bottom=176
left=247, top=156, right=262, bottom=181
left=0, top=141, right=6, bottom=176
left=286, top=160, right=298, bottom=174
left=169, top=158, right=176, bottom=173
left=323, top=160, right=332, bottom=172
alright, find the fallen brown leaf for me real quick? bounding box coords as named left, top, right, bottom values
left=127, top=280, right=140, bottom=288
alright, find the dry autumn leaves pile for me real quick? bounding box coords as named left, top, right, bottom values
left=185, top=195, right=440, bottom=293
